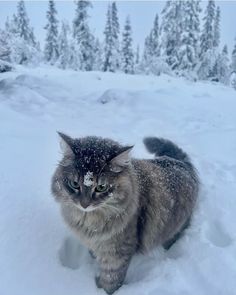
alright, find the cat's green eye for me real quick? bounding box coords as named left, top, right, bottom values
left=95, top=184, right=108, bottom=193
left=68, top=180, right=80, bottom=190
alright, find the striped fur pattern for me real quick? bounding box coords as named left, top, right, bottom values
left=51, top=133, right=199, bottom=294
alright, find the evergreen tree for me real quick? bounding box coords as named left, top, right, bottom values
left=0, top=29, right=11, bottom=62
left=12, top=14, right=19, bottom=35
left=73, top=0, right=94, bottom=71
left=111, top=2, right=120, bottom=69
left=230, top=72, right=236, bottom=90
left=103, top=4, right=114, bottom=72
left=44, top=0, right=59, bottom=64
left=142, top=13, right=164, bottom=74
left=231, top=38, right=236, bottom=73
left=213, top=6, right=220, bottom=48
left=58, top=21, right=70, bottom=69
left=134, top=44, right=140, bottom=74
left=0, top=29, right=12, bottom=72
left=178, top=0, right=201, bottom=73
left=200, top=0, right=215, bottom=57
left=230, top=40, right=236, bottom=89
left=73, top=0, right=91, bottom=40
left=4, top=5, right=40, bottom=65
left=135, top=45, right=140, bottom=65
left=68, top=39, right=80, bottom=70
left=93, top=38, right=102, bottom=71
left=121, top=16, right=134, bottom=74
left=150, top=14, right=160, bottom=57
left=15, top=1, right=36, bottom=46
left=198, top=0, right=218, bottom=80
left=197, top=49, right=217, bottom=80
left=142, top=35, right=151, bottom=65
left=16, top=1, right=30, bottom=41
left=29, top=27, right=37, bottom=47
left=5, top=17, right=10, bottom=33
left=212, top=45, right=229, bottom=84
left=220, top=44, right=230, bottom=83
left=161, top=1, right=184, bottom=70
left=103, top=3, right=120, bottom=72
left=5, top=15, right=18, bottom=36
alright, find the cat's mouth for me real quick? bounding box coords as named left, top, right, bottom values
left=74, top=203, right=98, bottom=212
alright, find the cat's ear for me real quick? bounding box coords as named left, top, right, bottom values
left=57, top=132, right=74, bottom=156
left=109, top=146, right=133, bottom=173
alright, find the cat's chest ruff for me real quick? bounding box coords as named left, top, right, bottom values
left=71, top=213, right=121, bottom=247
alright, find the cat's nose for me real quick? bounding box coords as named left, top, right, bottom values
left=80, top=198, right=90, bottom=209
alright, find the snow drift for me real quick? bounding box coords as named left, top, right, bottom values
left=0, top=66, right=236, bottom=295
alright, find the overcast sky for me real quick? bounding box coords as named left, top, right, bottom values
left=0, top=1, right=235, bottom=52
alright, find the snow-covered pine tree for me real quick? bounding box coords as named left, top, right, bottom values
left=16, top=1, right=31, bottom=42
left=5, top=15, right=18, bottom=36
left=231, top=38, right=236, bottom=73
left=178, top=0, right=201, bottom=74
left=5, top=17, right=11, bottom=33
left=142, top=34, right=152, bottom=67
left=230, top=72, right=236, bottom=90
left=0, top=29, right=11, bottom=62
left=4, top=15, right=23, bottom=64
left=103, top=3, right=120, bottom=72
left=93, top=38, right=102, bottom=71
left=198, top=0, right=218, bottom=80
left=135, top=45, right=140, bottom=65
left=0, top=29, right=12, bottom=72
left=121, top=16, right=134, bottom=74
left=220, top=45, right=230, bottom=83
left=15, top=1, right=36, bottom=47
left=68, top=38, right=80, bottom=70
left=200, top=0, right=215, bottom=57
left=73, top=0, right=95, bottom=71
left=73, top=0, right=91, bottom=40
left=16, top=0, right=37, bottom=47
left=230, top=38, right=236, bottom=89
left=197, top=49, right=218, bottom=80
left=58, top=21, right=70, bottom=69
left=103, top=4, right=115, bottom=72
left=29, top=27, right=37, bottom=47
left=161, top=1, right=184, bottom=71
left=134, top=44, right=141, bottom=74
left=111, top=2, right=120, bottom=69
left=144, top=14, right=169, bottom=75
left=150, top=14, right=160, bottom=58
left=44, top=0, right=59, bottom=64
left=4, top=3, right=41, bottom=65
left=213, top=6, right=220, bottom=48
left=142, top=13, right=167, bottom=75
left=212, top=45, right=229, bottom=84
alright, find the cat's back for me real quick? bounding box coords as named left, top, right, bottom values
left=132, top=156, right=198, bottom=194
left=131, top=156, right=198, bottom=252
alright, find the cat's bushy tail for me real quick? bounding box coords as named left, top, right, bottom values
left=143, top=137, right=190, bottom=163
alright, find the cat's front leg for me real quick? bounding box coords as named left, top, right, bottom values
left=95, top=251, right=132, bottom=294
left=89, top=249, right=96, bottom=259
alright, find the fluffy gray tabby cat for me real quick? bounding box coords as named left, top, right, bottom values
left=51, top=133, right=199, bottom=294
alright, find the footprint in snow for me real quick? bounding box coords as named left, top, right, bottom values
left=58, top=236, right=84, bottom=270
left=205, top=220, right=232, bottom=248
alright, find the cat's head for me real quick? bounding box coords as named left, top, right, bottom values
left=51, top=132, right=134, bottom=213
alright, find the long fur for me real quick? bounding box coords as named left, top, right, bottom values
left=51, top=134, right=199, bottom=294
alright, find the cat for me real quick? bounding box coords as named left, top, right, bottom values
left=51, top=132, right=199, bottom=294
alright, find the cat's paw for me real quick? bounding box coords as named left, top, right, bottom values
left=58, top=236, right=81, bottom=269
left=95, top=276, right=102, bottom=289
left=95, top=276, right=122, bottom=294
left=89, top=250, right=96, bottom=259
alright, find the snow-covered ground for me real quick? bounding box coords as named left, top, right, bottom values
left=0, top=65, right=236, bottom=295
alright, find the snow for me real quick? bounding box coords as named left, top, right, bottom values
left=0, top=65, right=236, bottom=295
left=83, top=171, right=94, bottom=187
